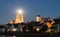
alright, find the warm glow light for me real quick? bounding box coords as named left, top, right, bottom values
left=36, top=28, right=40, bottom=32
left=17, top=9, right=23, bottom=14
left=12, top=28, right=17, bottom=31
left=13, top=35, right=16, bottom=37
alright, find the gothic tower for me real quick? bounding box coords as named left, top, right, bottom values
left=15, top=10, right=24, bottom=23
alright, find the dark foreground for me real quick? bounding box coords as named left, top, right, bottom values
left=0, top=32, right=60, bottom=37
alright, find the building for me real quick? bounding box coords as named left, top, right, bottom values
left=36, top=15, right=41, bottom=22
left=10, top=10, right=24, bottom=24
left=41, top=18, right=49, bottom=23
left=15, top=10, right=24, bottom=23
left=10, top=20, right=15, bottom=24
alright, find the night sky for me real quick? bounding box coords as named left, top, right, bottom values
left=0, top=0, right=60, bottom=24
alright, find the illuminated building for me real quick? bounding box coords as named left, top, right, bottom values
left=10, top=20, right=13, bottom=24
left=10, top=20, right=15, bottom=24
left=15, top=9, right=24, bottom=23
left=10, top=9, right=24, bottom=24
left=41, top=17, right=50, bottom=23
left=46, top=21, right=52, bottom=28
left=45, top=21, right=52, bottom=32
left=36, top=15, right=41, bottom=22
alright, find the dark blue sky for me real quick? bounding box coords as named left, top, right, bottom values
left=0, top=0, right=60, bottom=24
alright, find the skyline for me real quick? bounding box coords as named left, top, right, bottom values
left=0, top=0, right=60, bottom=24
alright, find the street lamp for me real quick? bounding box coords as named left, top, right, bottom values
left=36, top=27, right=40, bottom=32
left=12, top=28, right=17, bottom=31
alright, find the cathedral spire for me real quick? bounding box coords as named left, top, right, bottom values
left=15, top=9, right=24, bottom=23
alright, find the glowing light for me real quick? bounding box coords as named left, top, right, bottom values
left=36, top=28, right=40, bottom=32
left=12, top=28, right=17, bottom=31
left=25, top=30, right=29, bottom=32
left=17, top=9, right=23, bottom=14
left=13, top=35, right=16, bottom=37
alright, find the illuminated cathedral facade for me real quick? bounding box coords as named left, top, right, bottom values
left=10, top=10, right=24, bottom=24
left=15, top=11, right=24, bottom=23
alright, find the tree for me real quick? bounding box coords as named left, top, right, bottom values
left=40, top=24, right=48, bottom=32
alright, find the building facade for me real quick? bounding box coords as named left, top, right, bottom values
left=36, top=15, right=41, bottom=22
left=15, top=10, right=24, bottom=23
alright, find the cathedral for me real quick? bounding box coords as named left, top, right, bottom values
left=10, top=10, right=24, bottom=24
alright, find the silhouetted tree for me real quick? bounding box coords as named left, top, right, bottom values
left=40, top=24, right=48, bottom=32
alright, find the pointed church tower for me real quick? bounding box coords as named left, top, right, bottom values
left=15, top=10, right=24, bottom=23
